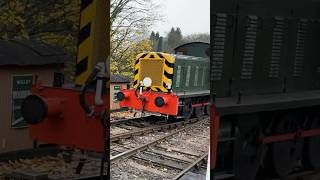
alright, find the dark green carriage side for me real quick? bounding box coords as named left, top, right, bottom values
left=171, top=55, right=210, bottom=96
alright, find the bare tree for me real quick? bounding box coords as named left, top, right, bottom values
left=182, top=33, right=210, bottom=44
left=110, top=0, right=162, bottom=76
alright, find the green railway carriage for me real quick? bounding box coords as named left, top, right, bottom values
left=172, top=54, right=210, bottom=95
left=172, top=54, right=210, bottom=119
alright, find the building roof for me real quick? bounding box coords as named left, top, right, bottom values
left=0, top=40, right=71, bottom=66
left=110, top=74, right=131, bottom=83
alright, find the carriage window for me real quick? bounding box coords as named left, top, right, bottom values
left=185, top=65, right=191, bottom=87
left=194, top=66, right=199, bottom=86
left=176, top=66, right=181, bottom=88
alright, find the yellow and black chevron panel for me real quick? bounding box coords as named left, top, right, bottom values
left=133, top=52, right=175, bottom=93
left=76, top=0, right=110, bottom=86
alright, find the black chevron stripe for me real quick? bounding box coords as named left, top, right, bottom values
left=135, top=59, right=139, bottom=65
left=157, top=53, right=164, bottom=59
left=133, top=80, right=137, bottom=85
left=134, top=69, right=138, bottom=75
left=80, top=0, right=93, bottom=11
left=78, top=22, right=91, bottom=45
left=76, top=57, right=88, bottom=76
left=155, top=88, right=162, bottom=92
left=165, top=60, right=174, bottom=68
left=140, top=53, right=147, bottom=59
left=164, top=70, right=173, bottom=79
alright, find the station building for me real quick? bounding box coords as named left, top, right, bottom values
left=110, top=74, right=130, bottom=110
left=0, top=40, right=69, bottom=153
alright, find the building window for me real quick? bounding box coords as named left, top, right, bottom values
left=114, top=85, right=121, bottom=90
left=113, top=93, right=118, bottom=102
left=11, top=74, right=33, bottom=128
left=113, top=85, right=121, bottom=102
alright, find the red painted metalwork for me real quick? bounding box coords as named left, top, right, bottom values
left=262, top=128, right=320, bottom=144
left=119, top=89, right=179, bottom=115
left=29, top=84, right=108, bottom=152
left=45, top=98, right=64, bottom=117
left=191, top=102, right=210, bottom=107
left=210, top=105, right=220, bottom=170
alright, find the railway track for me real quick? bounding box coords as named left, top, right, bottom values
left=0, top=152, right=104, bottom=180
left=110, top=117, right=210, bottom=179
left=111, top=116, right=200, bottom=142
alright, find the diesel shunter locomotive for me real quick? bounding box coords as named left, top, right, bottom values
left=117, top=42, right=210, bottom=119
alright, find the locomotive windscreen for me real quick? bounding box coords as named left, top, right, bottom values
left=139, top=59, right=164, bottom=87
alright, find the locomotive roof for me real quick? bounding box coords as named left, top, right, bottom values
left=0, top=40, right=70, bottom=66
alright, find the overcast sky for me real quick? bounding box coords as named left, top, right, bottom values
left=151, top=0, right=210, bottom=37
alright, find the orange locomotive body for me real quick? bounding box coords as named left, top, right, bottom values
left=119, top=89, right=179, bottom=115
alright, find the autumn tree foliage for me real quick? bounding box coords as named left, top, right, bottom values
left=0, top=0, right=79, bottom=52
left=182, top=33, right=210, bottom=44
left=0, top=0, right=161, bottom=80
left=0, top=0, right=79, bottom=82
left=151, top=28, right=209, bottom=53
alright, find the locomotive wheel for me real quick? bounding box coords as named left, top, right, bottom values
left=270, top=113, right=302, bottom=177
left=182, top=99, right=193, bottom=120
left=302, top=113, right=320, bottom=170
left=234, top=114, right=263, bottom=180
left=194, top=106, right=205, bottom=118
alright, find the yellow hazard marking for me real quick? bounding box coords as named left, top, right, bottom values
left=133, top=52, right=175, bottom=93
left=75, top=0, right=97, bottom=86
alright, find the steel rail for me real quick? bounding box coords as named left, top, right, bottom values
left=110, top=117, right=203, bottom=142
left=172, top=152, right=208, bottom=180
left=110, top=117, right=207, bottom=162
left=110, top=116, right=147, bottom=126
